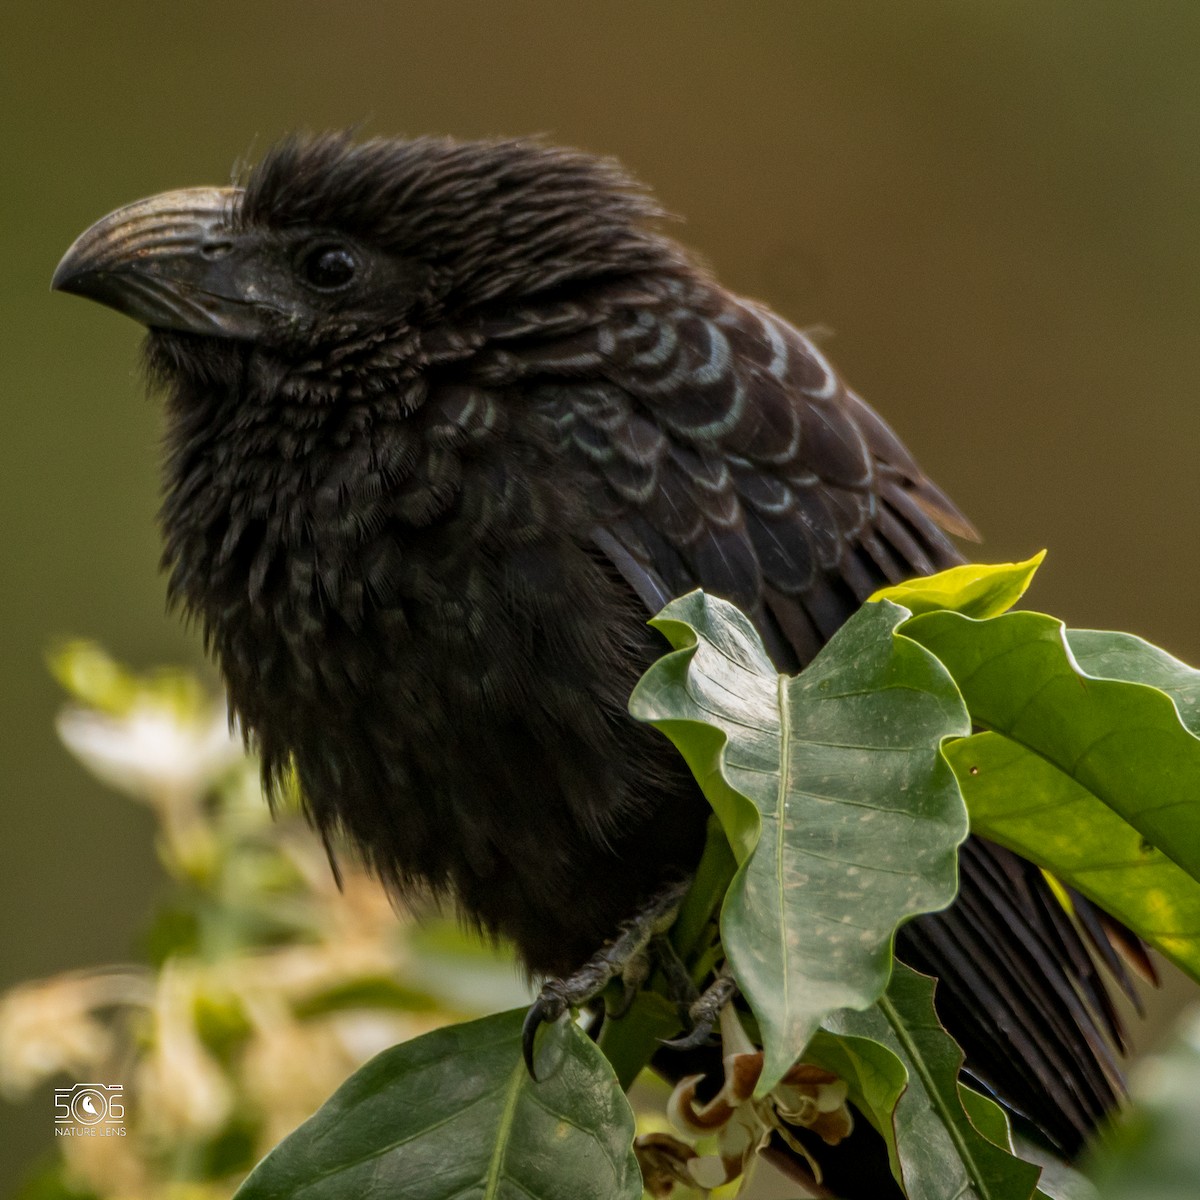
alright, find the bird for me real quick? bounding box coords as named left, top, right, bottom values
left=53, top=132, right=1141, bottom=1180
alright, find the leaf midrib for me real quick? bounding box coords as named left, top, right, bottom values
left=482, top=1061, right=527, bottom=1199
left=774, top=673, right=793, bottom=1028
left=878, top=992, right=989, bottom=1200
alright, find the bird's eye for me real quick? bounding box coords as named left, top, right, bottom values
left=299, top=244, right=358, bottom=291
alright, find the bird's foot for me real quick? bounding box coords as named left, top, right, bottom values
left=660, top=968, right=739, bottom=1052
left=650, top=933, right=700, bottom=1018
left=522, top=876, right=691, bottom=1075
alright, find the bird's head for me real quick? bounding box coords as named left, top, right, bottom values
left=53, top=132, right=682, bottom=393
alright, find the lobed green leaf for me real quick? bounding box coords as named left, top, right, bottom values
left=903, top=611, right=1200, bottom=882
left=947, top=731, right=1200, bottom=983
left=817, top=965, right=1042, bottom=1200
left=902, top=612, right=1200, bottom=981
left=631, top=590, right=969, bottom=1091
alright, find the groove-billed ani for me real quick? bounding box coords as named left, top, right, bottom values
left=54, top=133, right=1136, bottom=1160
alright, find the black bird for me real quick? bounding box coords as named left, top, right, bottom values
left=54, top=133, right=1136, bottom=1168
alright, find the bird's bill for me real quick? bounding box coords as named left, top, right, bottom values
left=52, top=187, right=259, bottom=338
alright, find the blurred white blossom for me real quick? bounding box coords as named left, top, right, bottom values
left=57, top=703, right=241, bottom=807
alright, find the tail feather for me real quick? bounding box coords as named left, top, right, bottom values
left=898, top=838, right=1125, bottom=1155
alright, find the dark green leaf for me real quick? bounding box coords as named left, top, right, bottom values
left=234, top=1009, right=641, bottom=1200
left=631, top=591, right=969, bottom=1091
left=820, top=965, right=1042, bottom=1200
left=804, top=1026, right=908, bottom=1183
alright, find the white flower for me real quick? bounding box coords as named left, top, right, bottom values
left=57, top=702, right=242, bottom=806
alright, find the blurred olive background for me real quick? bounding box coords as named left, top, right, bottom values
left=3, top=1, right=1200, bottom=1190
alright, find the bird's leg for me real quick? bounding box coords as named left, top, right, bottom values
left=660, top=967, right=739, bottom=1051
left=522, top=876, right=691, bottom=1074
left=650, top=932, right=701, bottom=1022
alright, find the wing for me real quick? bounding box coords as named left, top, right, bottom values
left=515, top=281, right=1136, bottom=1154
left=552, top=290, right=974, bottom=671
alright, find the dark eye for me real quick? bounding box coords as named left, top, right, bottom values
left=299, top=244, right=358, bottom=291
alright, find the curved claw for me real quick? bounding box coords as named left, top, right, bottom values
left=658, top=1022, right=720, bottom=1052
left=520, top=879, right=695, bottom=1078
left=522, top=990, right=567, bottom=1078
left=522, top=1000, right=547, bottom=1078
left=659, top=970, right=739, bottom=1052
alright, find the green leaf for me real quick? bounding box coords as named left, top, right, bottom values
left=631, top=591, right=969, bottom=1091
left=804, top=1026, right=908, bottom=1182
left=869, top=552, right=1045, bottom=619
left=1085, top=1006, right=1200, bottom=1200
left=898, top=615, right=1200, bottom=982
left=291, top=976, right=443, bottom=1019
left=902, top=611, right=1200, bottom=884
left=1066, top=629, right=1200, bottom=737
left=819, top=965, right=1042, bottom=1200
left=234, top=1009, right=641, bottom=1200
left=668, top=813, right=737, bottom=968
left=632, top=593, right=772, bottom=863
left=947, top=732, right=1200, bottom=983
left=597, top=988, right=682, bottom=1094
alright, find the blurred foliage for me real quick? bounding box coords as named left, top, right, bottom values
left=1085, top=1007, right=1200, bottom=1200
left=0, top=645, right=529, bottom=1200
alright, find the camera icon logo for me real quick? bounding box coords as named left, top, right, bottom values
left=53, top=1083, right=124, bottom=1125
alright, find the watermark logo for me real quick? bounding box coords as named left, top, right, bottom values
left=53, top=1084, right=127, bottom=1136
